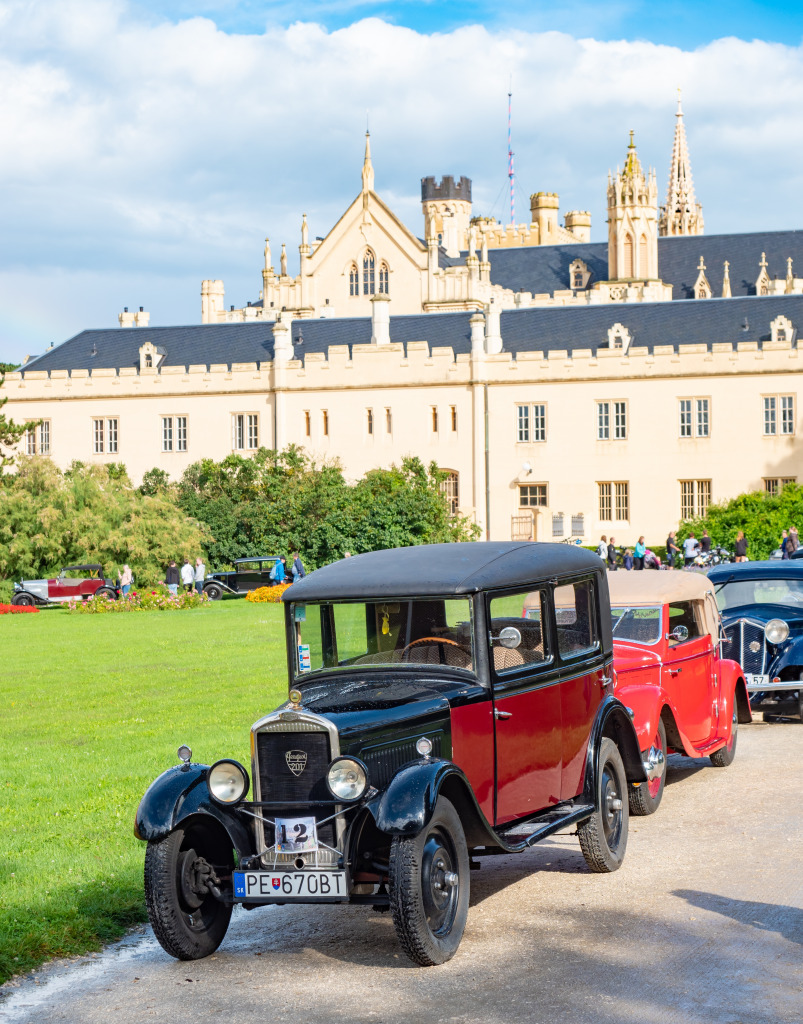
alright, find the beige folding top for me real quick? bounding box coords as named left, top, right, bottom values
left=607, top=570, right=720, bottom=643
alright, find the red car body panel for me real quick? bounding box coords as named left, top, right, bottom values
left=450, top=701, right=495, bottom=822
left=560, top=668, right=602, bottom=801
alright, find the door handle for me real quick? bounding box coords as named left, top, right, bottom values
left=494, top=709, right=513, bottom=720
left=667, top=668, right=682, bottom=676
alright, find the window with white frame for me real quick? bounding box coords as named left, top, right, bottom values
left=349, top=265, right=359, bottom=297
left=362, top=251, right=375, bottom=295
left=378, top=262, right=389, bottom=294
left=516, top=403, right=546, bottom=442
left=614, top=401, right=627, bottom=439
left=680, top=479, right=712, bottom=519
left=763, top=395, right=795, bottom=435
left=25, top=421, right=51, bottom=456
left=92, top=418, right=118, bottom=454
left=679, top=397, right=710, bottom=438
left=440, top=471, right=459, bottom=515
left=597, top=402, right=610, bottom=440
left=232, top=414, right=259, bottom=451
left=598, top=481, right=629, bottom=520
left=162, top=416, right=187, bottom=453
left=597, top=401, right=626, bottom=440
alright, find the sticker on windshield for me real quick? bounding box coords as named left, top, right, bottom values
left=294, top=605, right=306, bottom=622
left=297, top=644, right=311, bottom=672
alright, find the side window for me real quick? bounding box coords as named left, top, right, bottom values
left=488, top=590, right=550, bottom=674
left=668, top=601, right=702, bottom=643
left=554, top=581, right=598, bottom=659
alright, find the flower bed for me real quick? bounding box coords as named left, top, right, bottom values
left=245, top=584, right=292, bottom=603
left=68, top=587, right=212, bottom=613
left=0, top=603, right=39, bottom=615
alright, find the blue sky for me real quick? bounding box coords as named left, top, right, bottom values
left=0, top=1, right=802, bottom=362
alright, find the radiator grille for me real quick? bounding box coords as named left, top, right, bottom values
left=722, top=619, right=767, bottom=675
left=361, top=735, right=443, bottom=790
left=255, top=727, right=336, bottom=859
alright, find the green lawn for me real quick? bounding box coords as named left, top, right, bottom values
left=0, top=600, right=289, bottom=984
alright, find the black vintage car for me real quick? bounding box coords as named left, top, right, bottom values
left=136, top=542, right=646, bottom=966
left=203, top=556, right=281, bottom=599
left=710, top=561, right=803, bottom=721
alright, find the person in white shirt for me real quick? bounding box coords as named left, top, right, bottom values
left=682, top=534, right=700, bottom=566
left=180, top=558, right=195, bottom=592
left=194, top=557, right=206, bottom=595
left=596, top=535, right=608, bottom=559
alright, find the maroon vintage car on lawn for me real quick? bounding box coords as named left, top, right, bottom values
left=606, top=572, right=751, bottom=814
left=12, top=564, right=118, bottom=606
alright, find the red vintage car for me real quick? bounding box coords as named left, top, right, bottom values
left=12, top=564, right=118, bottom=606
left=605, top=572, right=751, bottom=814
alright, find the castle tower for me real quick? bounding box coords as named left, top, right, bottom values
left=607, top=132, right=659, bottom=281
left=659, top=94, right=704, bottom=237
left=421, top=175, right=472, bottom=257
left=530, top=192, right=559, bottom=244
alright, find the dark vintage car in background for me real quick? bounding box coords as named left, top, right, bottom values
left=12, top=564, right=118, bottom=606
left=708, top=562, right=803, bottom=721
left=605, top=572, right=751, bottom=815
left=203, top=555, right=281, bottom=599
left=136, top=542, right=646, bottom=966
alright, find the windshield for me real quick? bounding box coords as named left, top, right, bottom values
left=611, top=605, right=662, bottom=645
left=291, top=598, right=474, bottom=678
left=715, top=577, right=803, bottom=613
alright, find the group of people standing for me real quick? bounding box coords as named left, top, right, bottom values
left=269, top=551, right=306, bottom=585
left=595, top=535, right=649, bottom=571
left=163, top=558, right=207, bottom=595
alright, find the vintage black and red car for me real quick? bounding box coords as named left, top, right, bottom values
left=202, top=555, right=281, bottom=599
left=607, top=572, right=751, bottom=815
left=11, top=564, right=118, bottom=606
left=135, top=542, right=646, bottom=966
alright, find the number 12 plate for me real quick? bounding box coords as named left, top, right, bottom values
left=233, top=870, right=348, bottom=901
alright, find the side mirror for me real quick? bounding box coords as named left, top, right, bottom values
left=492, top=626, right=522, bottom=649
left=668, top=625, right=689, bottom=643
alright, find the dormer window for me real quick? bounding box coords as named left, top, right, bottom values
left=145, top=353, right=153, bottom=368
left=770, top=314, right=795, bottom=344
left=569, top=258, right=591, bottom=291
left=139, top=342, right=165, bottom=371
left=605, top=323, right=632, bottom=353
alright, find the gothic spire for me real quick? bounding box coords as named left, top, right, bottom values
left=659, top=91, right=704, bottom=236
left=361, top=131, right=375, bottom=193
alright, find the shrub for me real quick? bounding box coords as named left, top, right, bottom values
left=245, top=584, right=292, bottom=604
left=0, top=603, right=39, bottom=614
left=67, top=587, right=211, bottom=613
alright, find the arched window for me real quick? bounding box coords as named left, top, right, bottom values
left=349, top=264, right=359, bottom=297
left=379, top=262, right=389, bottom=294
left=639, top=234, right=648, bottom=278
left=440, top=471, right=459, bottom=516
left=363, top=251, right=375, bottom=295
left=623, top=234, right=634, bottom=278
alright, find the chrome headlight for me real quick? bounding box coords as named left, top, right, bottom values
left=207, top=759, right=249, bottom=804
left=765, top=619, right=789, bottom=645
left=326, top=757, right=368, bottom=802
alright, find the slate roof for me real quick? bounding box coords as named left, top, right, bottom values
left=20, top=293, right=803, bottom=376
left=482, top=230, right=803, bottom=299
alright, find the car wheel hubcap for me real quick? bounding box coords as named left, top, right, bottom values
left=421, top=831, right=459, bottom=936
left=601, top=765, right=623, bottom=849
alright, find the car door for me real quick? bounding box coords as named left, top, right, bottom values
left=664, top=599, right=714, bottom=746
left=553, top=579, right=606, bottom=801
left=489, top=588, right=562, bottom=826
left=235, top=561, right=263, bottom=593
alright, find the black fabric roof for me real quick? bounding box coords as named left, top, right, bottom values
left=283, top=542, right=603, bottom=600
left=20, top=293, right=803, bottom=375
left=482, top=230, right=803, bottom=299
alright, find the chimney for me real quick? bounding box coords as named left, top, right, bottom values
left=134, top=308, right=150, bottom=327
left=370, top=294, right=391, bottom=345
left=272, top=314, right=294, bottom=363
left=118, top=308, right=136, bottom=328
left=470, top=313, right=485, bottom=355
left=485, top=299, right=503, bottom=354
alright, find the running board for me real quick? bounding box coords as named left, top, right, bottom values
left=494, top=803, right=595, bottom=852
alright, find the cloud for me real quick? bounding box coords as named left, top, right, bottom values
left=1, top=2, right=802, bottom=360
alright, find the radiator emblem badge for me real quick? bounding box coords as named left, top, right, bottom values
left=749, top=641, right=761, bottom=653
left=286, top=750, right=308, bottom=776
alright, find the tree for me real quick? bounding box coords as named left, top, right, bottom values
left=678, top=484, right=803, bottom=560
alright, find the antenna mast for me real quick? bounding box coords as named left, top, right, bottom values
left=508, top=85, right=515, bottom=225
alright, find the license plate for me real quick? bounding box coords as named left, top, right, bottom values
left=745, top=673, right=769, bottom=688
left=233, top=870, right=348, bottom=901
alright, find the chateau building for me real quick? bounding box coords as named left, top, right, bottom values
left=5, top=104, right=803, bottom=544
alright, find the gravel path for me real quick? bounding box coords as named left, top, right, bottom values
left=2, top=721, right=801, bottom=1024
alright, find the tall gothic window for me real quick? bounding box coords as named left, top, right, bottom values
left=363, top=251, right=375, bottom=295
left=379, top=262, right=389, bottom=294
left=349, top=264, right=359, bottom=296
left=624, top=234, right=634, bottom=278
left=639, top=234, right=647, bottom=278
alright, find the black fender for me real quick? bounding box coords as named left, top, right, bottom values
left=767, top=639, right=803, bottom=682
left=583, top=695, right=647, bottom=805
left=134, top=763, right=254, bottom=860
left=366, top=758, right=499, bottom=847
left=204, top=579, right=237, bottom=595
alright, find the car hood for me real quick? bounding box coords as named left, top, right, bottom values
left=720, top=605, right=803, bottom=628
left=612, top=642, right=663, bottom=672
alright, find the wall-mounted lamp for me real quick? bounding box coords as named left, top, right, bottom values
left=521, top=462, right=532, bottom=476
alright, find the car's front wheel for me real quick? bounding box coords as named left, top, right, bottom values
left=388, top=796, right=469, bottom=966
left=578, top=737, right=629, bottom=873
left=144, top=825, right=233, bottom=960
left=204, top=583, right=223, bottom=601
left=11, top=593, right=35, bottom=607
left=629, top=718, right=666, bottom=816
left=709, top=705, right=738, bottom=767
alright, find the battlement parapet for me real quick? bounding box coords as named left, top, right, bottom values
left=421, top=175, right=472, bottom=203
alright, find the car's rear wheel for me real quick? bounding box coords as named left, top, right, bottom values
left=629, top=718, right=666, bottom=816
left=388, top=796, right=469, bottom=966
left=578, top=737, right=629, bottom=873
left=204, top=583, right=223, bottom=601
left=96, top=587, right=117, bottom=601
left=144, top=825, right=233, bottom=961
left=11, top=593, right=35, bottom=607
left=710, top=705, right=738, bottom=767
